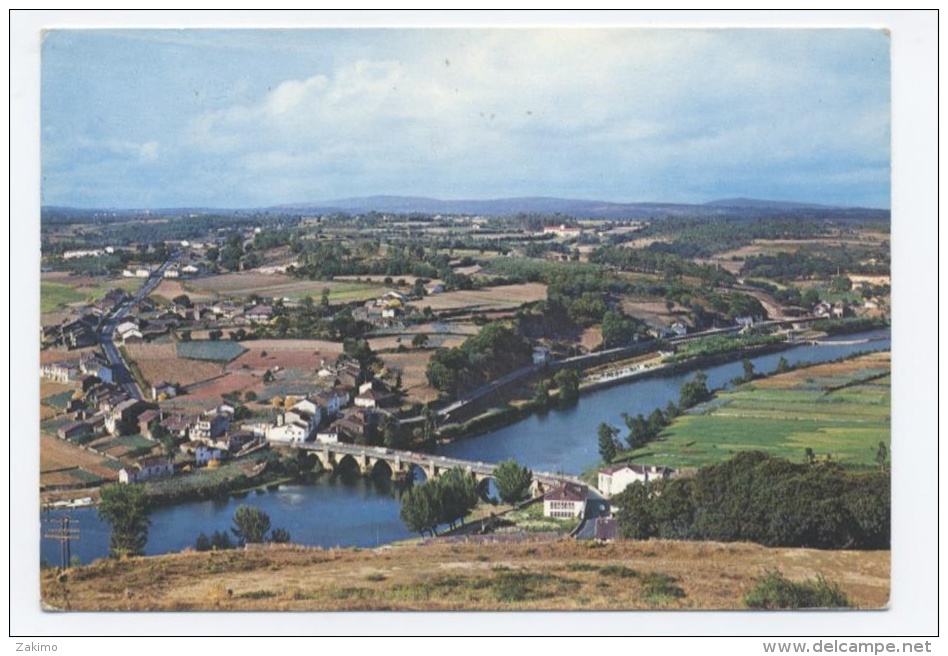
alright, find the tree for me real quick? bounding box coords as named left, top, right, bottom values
left=231, top=505, right=271, bottom=545
left=380, top=412, right=400, bottom=448
left=493, top=459, right=533, bottom=504
left=160, top=435, right=177, bottom=460
left=399, top=482, right=442, bottom=537
left=411, top=333, right=430, bottom=349
left=678, top=371, right=711, bottom=409
left=437, top=468, right=479, bottom=529
left=598, top=423, right=620, bottom=463
left=742, top=359, right=755, bottom=383
left=179, top=329, right=192, bottom=342
left=172, top=294, right=192, bottom=308
left=268, top=528, right=291, bottom=544
left=208, top=329, right=223, bottom=341
left=875, top=441, right=888, bottom=471
left=210, top=529, right=234, bottom=550
left=615, top=481, right=655, bottom=540
left=320, top=287, right=331, bottom=308
left=776, top=356, right=791, bottom=374
left=533, top=379, right=552, bottom=410
left=98, top=483, right=151, bottom=558
left=601, top=309, right=636, bottom=348
left=553, top=368, right=581, bottom=406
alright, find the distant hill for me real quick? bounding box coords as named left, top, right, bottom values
left=704, top=197, right=838, bottom=211
left=274, top=195, right=888, bottom=221
left=43, top=196, right=890, bottom=222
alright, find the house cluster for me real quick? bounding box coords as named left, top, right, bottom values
left=353, top=290, right=410, bottom=326
left=42, top=353, right=117, bottom=387
left=649, top=321, right=689, bottom=339
left=813, top=301, right=851, bottom=319
left=540, top=224, right=583, bottom=238
left=263, top=375, right=400, bottom=446
left=55, top=377, right=158, bottom=444
left=538, top=464, right=674, bottom=542
left=119, top=404, right=263, bottom=485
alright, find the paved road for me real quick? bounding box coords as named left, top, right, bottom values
left=97, top=256, right=178, bottom=400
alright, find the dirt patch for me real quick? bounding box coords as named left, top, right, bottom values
left=149, top=279, right=216, bottom=304
left=124, top=342, right=224, bottom=388
left=376, top=351, right=440, bottom=404
left=40, top=434, right=121, bottom=481
left=40, top=347, right=98, bottom=365
left=415, top=283, right=547, bottom=312
left=181, top=371, right=263, bottom=402
left=621, top=299, right=683, bottom=327
left=188, top=273, right=388, bottom=303
left=754, top=352, right=890, bottom=390
left=226, top=339, right=343, bottom=375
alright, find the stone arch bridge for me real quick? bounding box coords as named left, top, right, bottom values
left=296, top=442, right=580, bottom=496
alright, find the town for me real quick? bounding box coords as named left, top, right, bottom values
left=40, top=201, right=891, bottom=574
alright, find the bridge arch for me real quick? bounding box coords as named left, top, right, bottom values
left=475, top=476, right=500, bottom=502
left=369, top=458, right=394, bottom=480
left=333, top=453, right=361, bottom=476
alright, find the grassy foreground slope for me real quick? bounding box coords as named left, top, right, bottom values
left=631, top=352, right=890, bottom=470
left=42, top=539, right=889, bottom=611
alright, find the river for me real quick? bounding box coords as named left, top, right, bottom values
left=41, top=329, right=889, bottom=565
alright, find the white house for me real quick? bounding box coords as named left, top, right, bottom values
left=532, top=345, right=552, bottom=365
left=135, top=268, right=151, bottom=278
left=195, top=445, right=225, bottom=466
left=119, top=456, right=174, bottom=484
left=670, top=322, right=688, bottom=337
left=315, top=430, right=340, bottom=444
left=543, top=482, right=588, bottom=519
left=266, top=399, right=321, bottom=444
left=266, top=420, right=310, bottom=443
left=41, top=360, right=80, bottom=383
left=597, top=464, right=673, bottom=498
left=163, top=267, right=180, bottom=278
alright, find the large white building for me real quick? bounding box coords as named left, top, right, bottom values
left=597, top=464, right=673, bottom=498
left=543, top=482, right=588, bottom=519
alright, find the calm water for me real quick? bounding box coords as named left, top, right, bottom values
left=41, top=329, right=889, bottom=564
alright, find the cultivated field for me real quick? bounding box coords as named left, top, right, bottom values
left=40, top=274, right=142, bottom=314
left=376, top=351, right=440, bottom=404
left=40, top=434, right=121, bottom=487
left=621, top=299, right=687, bottom=329
left=188, top=272, right=388, bottom=303
left=123, top=343, right=224, bottom=388
left=149, top=279, right=216, bottom=304
left=227, top=339, right=343, bottom=374
left=42, top=538, right=889, bottom=611
left=630, top=352, right=891, bottom=469
left=414, top=283, right=547, bottom=312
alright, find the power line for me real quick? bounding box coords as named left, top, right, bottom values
left=43, top=515, right=80, bottom=569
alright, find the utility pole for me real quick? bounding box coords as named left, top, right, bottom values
left=44, top=515, right=80, bottom=569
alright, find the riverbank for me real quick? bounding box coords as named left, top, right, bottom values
left=436, top=338, right=801, bottom=444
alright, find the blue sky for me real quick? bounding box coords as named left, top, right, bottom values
left=41, top=28, right=890, bottom=209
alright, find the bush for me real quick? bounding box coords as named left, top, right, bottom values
left=744, top=570, right=851, bottom=609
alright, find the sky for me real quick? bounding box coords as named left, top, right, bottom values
left=41, top=27, right=891, bottom=209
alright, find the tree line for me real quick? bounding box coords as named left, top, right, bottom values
left=614, top=451, right=889, bottom=550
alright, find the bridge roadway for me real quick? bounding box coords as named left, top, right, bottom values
left=297, top=441, right=582, bottom=492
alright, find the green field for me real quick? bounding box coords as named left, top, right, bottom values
left=629, top=355, right=890, bottom=469
left=41, top=277, right=143, bottom=314
left=176, top=340, right=247, bottom=362
left=40, top=282, right=87, bottom=313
